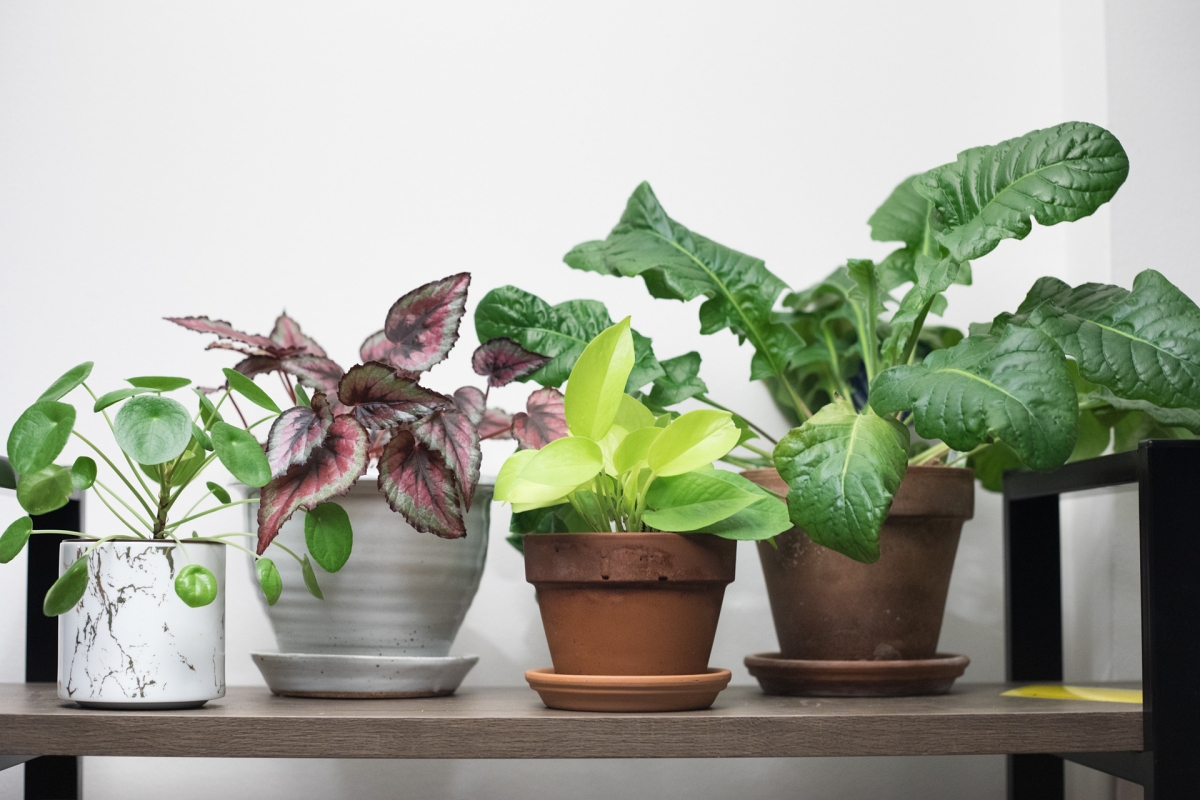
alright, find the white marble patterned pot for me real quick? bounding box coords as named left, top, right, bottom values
left=248, top=481, right=491, bottom=657
left=58, top=539, right=226, bottom=709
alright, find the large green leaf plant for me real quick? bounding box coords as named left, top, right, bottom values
left=545, top=121, right=1200, bottom=564
left=495, top=318, right=791, bottom=544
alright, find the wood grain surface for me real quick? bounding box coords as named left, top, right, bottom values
left=0, top=683, right=1142, bottom=759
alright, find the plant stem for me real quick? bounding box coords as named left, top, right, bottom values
left=278, top=371, right=297, bottom=405
left=947, top=444, right=987, bottom=468
left=93, top=480, right=154, bottom=530
left=163, top=498, right=258, bottom=532
left=909, top=442, right=951, bottom=466
left=229, top=393, right=249, bottom=429
left=31, top=530, right=102, bottom=537
left=88, top=486, right=148, bottom=538
left=898, top=295, right=937, bottom=368
left=697, top=395, right=779, bottom=444
left=741, top=442, right=775, bottom=460
left=152, top=468, right=174, bottom=537
left=70, top=430, right=156, bottom=518
left=822, top=328, right=854, bottom=400
left=719, top=453, right=767, bottom=469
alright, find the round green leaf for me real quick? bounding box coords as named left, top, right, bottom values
left=174, top=563, right=218, bottom=608
left=113, top=395, right=192, bottom=465
left=256, top=557, right=282, bottom=606
left=304, top=502, right=353, bottom=573
left=222, top=368, right=282, bottom=414
left=205, top=481, right=231, bottom=505
left=300, top=554, right=324, bottom=600
left=38, top=362, right=94, bottom=403
left=0, top=516, right=33, bottom=563
left=7, top=401, right=76, bottom=476
left=127, top=376, right=191, bottom=392
left=211, top=422, right=271, bottom=487
left=17, top=465, right=73, bottom=516
left=70, top=456, right=97, bottom=490
left=44, top=555, right=89, bottom=616
left=93, top=387, right=154, bottom=412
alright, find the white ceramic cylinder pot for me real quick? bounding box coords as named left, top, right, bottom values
left=57, top=539, right=226, bottom=709
left=251, top=482, right=491, bottom=656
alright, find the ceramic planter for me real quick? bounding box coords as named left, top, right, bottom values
left=742, top=466, right=974, bottom=696
left=58, top=539, right=226, bottom=709
left=522, top=532, right=735, bottom=711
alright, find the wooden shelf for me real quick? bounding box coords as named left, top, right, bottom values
left=0, top=683, right=1142, bottom=760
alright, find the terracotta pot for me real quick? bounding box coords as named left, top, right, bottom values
left=524, top=532, right=736, bottom=675
left=742, top=466, right=973, bottom=661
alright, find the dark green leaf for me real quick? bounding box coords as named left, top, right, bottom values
left=301, top=554, right=324, bottom=600
left=648, top=352, right=708, bottom=408
left=0, top=516, right=33, bottom=563
left=913, top=122, right=1129, bottom=262
left=174, top=563, right=218, bottom=608
left=69, top=456, right=96, bottom=490
left=687, top=470, right=791, bottom=541
left=0, top=459, right=15, bottom=490
left=968, top=441, right=1025, bottom=492
left=304, top=502, right=353, bottom=573
left=1088, top=387, right=1200, bottom=434
left=17, top=465, right=73, bottom=516
left=7, top=401, right=76, bottom=476
left=38, top=362, right=93, bottom=403
left=870, top=326, right=1078, bottom=471
left=256, top=557, right=282, bottom=605
left=44, top=555, right=89, bottom=616
left=773, top=398, right=909, bottom=562
left=509, top=504, right=573, bottom=534
left=211, top=422, right=271, bottom=488
left=206, top=481, right=232, bottom=504
left=113, top=395, right=192, bottom=465
left=127, top=376, right=191, bottom=392
left=881, top=256, right=965, bottom=366
left=222, top=368, right=282, bottom=414
left=644, top=471, right=762, bottom=531
left=505, top=532, right=525, bottom=554
left=1068, top=409, right=1111, bottom=462
left=93, top=387, right=156, bottom=412
left=1111, top=411, right=1192, bottom=453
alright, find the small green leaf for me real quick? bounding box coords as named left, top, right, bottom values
left=195, top=389, right=221, bottom=430
left=174, top=563, right=218, bottom=608
left=301, top=554, right=324, bottom=600
left=17, top=465, right=74, bottom=515
left=643, top=471, right=761, bottom=531
left=93, top=387, right=155, bottom=412
left=304, top=502, right=353, bottom=573
left=222, top=368, right=282, bottom=414
left=294, top=385, right=311, bottom=407
left=685, top=470, right=791, bottom=541
left=647, top=352, right=708, bottom=409
left=69, top=456, right=97, bottom=490
left=44, top=555, right=89, bottom=616
left=38, top=362, right=94, bottom=403
left=564, top=319, right=635, bottom=441
left=612, top=427, right=663, bottom=475
left=7, top=401, right=76, bottom=476
left=0, top=460, right=15, bottom=490
left=0, top=516, right=33, bottom=563
left=192, top=424, right=213, bottom=451
left=113, top=395, right=193, bottom=465
left=158, top=436, right=208, bottom=489
left=646, top=409, right=741, bottom=477
left=206, top=481, right=231, bottom=504
left=256, top=557, right=282, bottom=605
left=211, top=422, right=271, bottom=487
left=127, top=376, right=191, bottom=392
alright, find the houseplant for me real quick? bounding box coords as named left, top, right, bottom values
left=0, top=361, right=309, bottom=707
left=171, top=273, right=563, bottom=696
left=494, top=318, right=791, bottom=711
left=557, top=122, right=1200, bottom=694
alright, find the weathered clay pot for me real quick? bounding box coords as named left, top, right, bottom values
left=742, top=466, right=973, bottom=661
left=524, top=532, right=736, bottom=676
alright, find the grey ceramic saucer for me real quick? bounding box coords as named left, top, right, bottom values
left=251, top=652, right=478, bottom=698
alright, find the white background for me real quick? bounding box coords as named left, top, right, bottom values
left=2, top=1, right=1197, bottom=798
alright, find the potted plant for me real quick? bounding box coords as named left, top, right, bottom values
left=551, top=122, right=1199, bottom=695
left=170, top=273, right=560, bottom=697
left=0, top=361, right=313, bottom=708
left=494, top=318, right=791, bottom=712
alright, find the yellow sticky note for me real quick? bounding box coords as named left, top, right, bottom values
left=1002, top=685, right=1143, bottom=704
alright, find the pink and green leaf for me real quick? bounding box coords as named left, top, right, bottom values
left=479, top=408, right=514, bottom=440
left=265, top=393, right=334, bottom=478
left=270, top=313, right=327, bottom=357
left=280, top=355, right=345, bottom=398
left=452, top=386, right=486, bottom=425
left=257, top=414, right=369, bottom=554
left=511, top=387, right=567, bottom=450
left=411, top=407, right=481, bottom=510
left=471, top=338, right=550, bottom=388
left=378, top=430, right=466, bottom=539
left=165, top=316, right=278, bottom=351
left=233, top=356, right=282, bottom=380
left=338, top=362, right=453, bottom=430
left=382, top=273, right=471, bottom=372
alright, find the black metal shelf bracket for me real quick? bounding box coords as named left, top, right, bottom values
left=1004, top=440, right=1200, bottom=800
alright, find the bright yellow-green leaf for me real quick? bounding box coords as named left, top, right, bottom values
left=647, top=410, right=740, bottom=477
left=598, top=393, right=657, bottom=473
left=495, top=449, right=538, bottom=502
left=613, top=427, right=662, bottom=475
left=495, top=437, right=604, bottom=507
left=564, top=319, right=634, bottom=441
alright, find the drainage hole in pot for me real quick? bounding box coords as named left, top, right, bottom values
left=658, top=575, right=668, bottom=581
left=601, top=575, right=609, bottom=580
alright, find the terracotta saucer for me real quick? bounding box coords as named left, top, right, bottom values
left=525, top=668, right=732, bottom=712
left=744, top=652, right=969, bottom=697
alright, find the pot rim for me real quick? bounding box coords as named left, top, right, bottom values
left=59, top=537, right=226, bottom=546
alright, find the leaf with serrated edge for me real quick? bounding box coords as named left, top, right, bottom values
left=270, top=313, right=327, bottom=357
left=378, top=429, right=465, bottom=538
left=279, top=355, right=345, bottom=398
left=382, top=273, right=471, bottom=372
left=265, top=392, right=334, bottom=478
left=452, top=386, right=486, bottom=425
left=472, top=338, right=551, bottom=388
left=165, top=316, right=278, bottom=351
left=511, top=388, right=567, bottom=450
left=411, top=406, right=481, bottom=511
left=648, top=352, right=708, bottom=408
left=256, top=414, right=368, bottom=553
left=870, top=326, right=1078, bottom=470
left=479, top=408, right=514, bottom=439
left=338, top=362, right=452, bottom=430
left=774, top=398, right=909, bottom=563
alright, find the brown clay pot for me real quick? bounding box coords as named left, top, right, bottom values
left=742, top=466, right=974, bottom=661
left=524, top=532, right=736, bottom=676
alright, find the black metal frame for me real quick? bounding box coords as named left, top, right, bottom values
left=1005, top=440, right=1200, bottom=799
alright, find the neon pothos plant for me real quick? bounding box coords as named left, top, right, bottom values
left=1, top=362, right=297, bottom=614
left=557, top=121, right=1200, bottom=564
left=170, top=274, right=564, bottom=574
left=495, top=318, right=790, bottom=542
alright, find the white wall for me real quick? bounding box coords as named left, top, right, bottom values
left=1, top=1, right=1193, bottom=798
